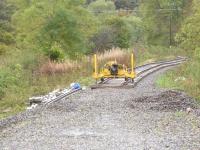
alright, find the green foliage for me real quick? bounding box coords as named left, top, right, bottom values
left=0, top=64, right=23, bottom=99
left=0, top=44, right=8, bottom=55
left=11, top=0, right=97, bottom=59
left=106, top=16, right=143, bottom=49
left=109, top=17, right=131, bottom=48
left=91, top=26, right=115, bottom=51
left=0, top=70, right=9, bottom=98
left=88, top=0, right=115, bottom=13
left=139, top=0, right=189, bottom=46
left=48, top=43, right=64, bottom=62
left=1, top=0, right=199, bottom=118
left=157, top=0, right=200, bottom=100
left=175, top=0, right=200, bottom=51
left=0, top=0, right=14, bottom=54
left=167, top=0, right=200, bottom=100
left=86, top=0, right=96, bottom=5
left=157, top=55, right=200, bottom=100
left=40, top=9, right=85, bottom=58
left=90, top=12, right=143, bottom=52
left=136, top=45, right=185, bottom=65
left=194, top=47, right=200, bottom=59
left=114, top=0, right=138, bottom=10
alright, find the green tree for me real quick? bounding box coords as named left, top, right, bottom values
left=0, top=0, right=14, bottom=54
left=176, top=0, right=200, bottom=51
left=91, top=26, right=115, bottom=52
left=11, top=0, right=97, bottom=58
left=106, top=16, right=143, bottom=49
left=40, top=9, right=86, bottom=58
left=139, top=0, right=188, bottom=46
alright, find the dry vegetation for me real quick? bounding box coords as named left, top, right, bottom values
left=39, top=60, right=80, bottom=75
left=97, top=48, right=132, bottom=67
left=39, top=48, right=133, bottom=75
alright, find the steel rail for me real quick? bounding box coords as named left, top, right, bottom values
left=136, top=58, right=186, bottom=75
left=135, top=56, right=186, bottom=70
left=125, top=58, right=186, bottom=87
left=42, top=58, right=187, bottom=104
left=0, top=57, right=187, bottom=129
left=91, top=58, right=186, bottom=89
left=43, top=88, right=82, bottom=106
left=132, top=60, right=185, bottom=88
left=135, top=57, right=185, bottom=69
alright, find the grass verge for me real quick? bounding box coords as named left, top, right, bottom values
left=156, top=56, right=200, bottom=101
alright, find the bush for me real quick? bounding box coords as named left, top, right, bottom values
left=175, top=0, right=200, bottom=51
left=91, top=26, right=115, bottom=52
left=49, top=48, right=64, bottom=62
left=105, top=16, right=143, bottom=49
left=39, top=8, right=90, bottom=59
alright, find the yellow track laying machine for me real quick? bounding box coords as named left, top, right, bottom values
left=92, top=53, right=136, bottom=83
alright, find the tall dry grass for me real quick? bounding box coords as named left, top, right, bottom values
left=39, top=60, right=80, bottom=75
left=39, top=48, right=132, bottom=75
left=97, top=48, right=131, bottom=67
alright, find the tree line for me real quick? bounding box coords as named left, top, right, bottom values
left=0, top=0, right=198, bottom=61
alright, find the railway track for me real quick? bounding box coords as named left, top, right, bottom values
left=33, top=57, right=187, bottom=106
left=0, top=57, right=187, bottom=128
left=91, top=57, right=187, bottom=89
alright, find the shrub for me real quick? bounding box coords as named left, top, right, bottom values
left=39, top=8, right=91, bottom=59
left=91, top=26, right=115, bottom=52
left=49, top=48, right=64, bottom=62
left=0, top=64, right=22, bottom=99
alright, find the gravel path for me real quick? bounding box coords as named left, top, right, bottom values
left=0, top=67, right=200, bottom=150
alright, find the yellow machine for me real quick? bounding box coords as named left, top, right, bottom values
left=92, top=53, right=136, bottom=83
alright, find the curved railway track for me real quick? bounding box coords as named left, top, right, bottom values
left=44, top=57, right=187, bottom=104
left=0, top=57, right=187, bottom=128
left=91, top=57, right=186, bottom=89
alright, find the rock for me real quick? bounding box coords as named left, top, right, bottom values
left=175, top=76, right=186, bottom=82
left=82, top=86, right=87, bottom=90
left=27, top=104, right=38, bottom=110
left=186, top=107, right=192, bottom=114
left=29, top=96, right=43, bottom=104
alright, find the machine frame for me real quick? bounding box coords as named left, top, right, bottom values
left=92, top=53, right=136, bottom=82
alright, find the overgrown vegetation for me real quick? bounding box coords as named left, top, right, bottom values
left=0, top=0, right=199, bottom=118
left=157, top=0, right=200, bottom=100
left=0, top=0, right=14, bottom=55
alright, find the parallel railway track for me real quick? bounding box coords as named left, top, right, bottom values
left=36, top=57, right=187, bottom=105
left=0, top=57, right=187, bottom=128
left=91, top=57, right=186, bottom=89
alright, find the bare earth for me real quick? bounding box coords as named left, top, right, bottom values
left=0, top=67, right=200, bottom=150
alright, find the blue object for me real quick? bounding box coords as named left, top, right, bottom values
left=70, top=83, right=81, bottom=90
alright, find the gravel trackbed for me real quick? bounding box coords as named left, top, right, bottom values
left=0, top=67, right=200, bottom=150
